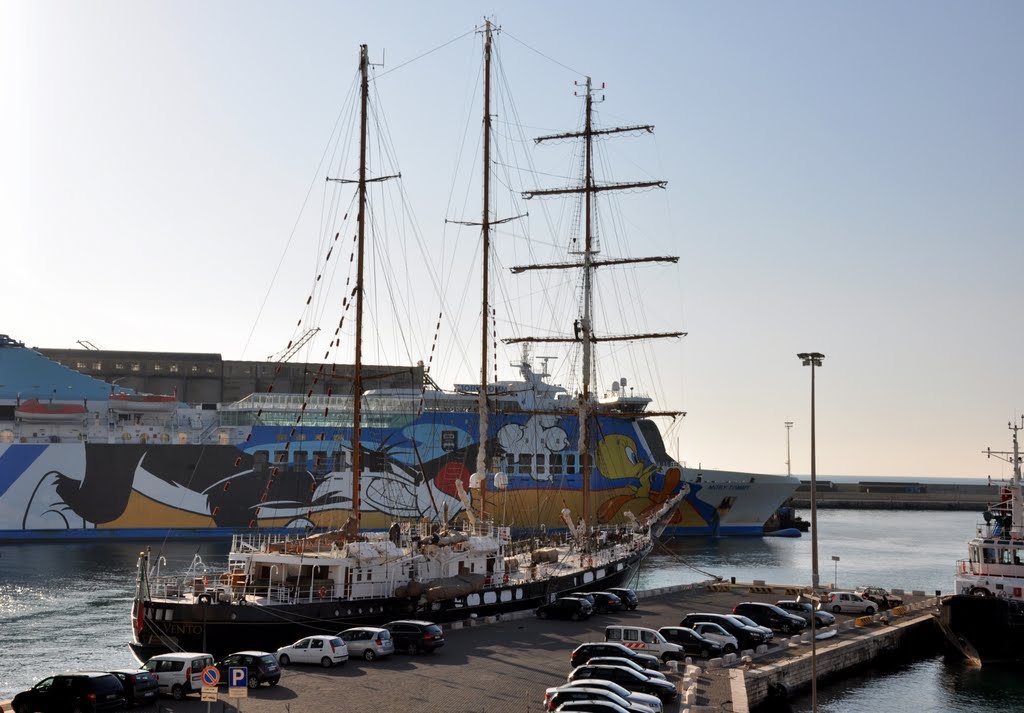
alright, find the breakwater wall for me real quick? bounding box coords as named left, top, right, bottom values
left=787, top=480, right=1001, bottom=510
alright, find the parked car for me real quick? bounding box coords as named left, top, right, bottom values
left=568, top=593, right=598, bottom=610
left=215, top=651, right=281, bottom=688
left=605, top=587, right=639, bottom=611
left=140, top=652, right=215, bottom=700
left=12, top=672, right=126, bottom=713
left=545, top=679, right=664, bottom=712
left=588, top=591, right=625, bottom=613
left=604, top=625, right=684, bottom=662
left=384, top=619, right=446, bottom=654
left=678, top=613, right=767, bottom=650
left=820, top=591, right=877, bottom=615
left=775, top=600, right=837, bottom=628
left=110, top=669, right=158, bottom=707
left=554, top=701, right=631, bottom=713
left=856, top=586, right=904, bottom=610
left=584, top=658, right=666, bottom=681
left=570, top=642, right=661, bottom=671
left=657, top=626, right=724, bottom=659
left=337, top=626, right=395, bottom=660
left=733, top=602, right=807, bottom=634
left=568, top=665, right=678, bottom=703
left=538, top=597, right=593, bottom=621
left=276, top=635, right=349, bottom=667
left=728, top=614, right=776, bottom=642
left=547, top=686, right=657, bottom=713
left=686, top=622, right=739, bottom=654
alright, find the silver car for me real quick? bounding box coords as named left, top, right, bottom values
left=336, top=627, right=395, bottom=661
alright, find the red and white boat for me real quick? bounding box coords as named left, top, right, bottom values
left=14, top=399, right=88, bottom=423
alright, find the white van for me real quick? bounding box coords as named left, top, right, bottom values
left=604, top=625, right=684, bottom=662
left=141, top=652, right=215, bottom=700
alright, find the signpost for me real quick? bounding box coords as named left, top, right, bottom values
left=200, top=666, right=220, bottom=706
left=228, top=666, right=248, bottom=699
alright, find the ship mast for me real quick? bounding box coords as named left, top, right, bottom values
left=987, top=418, right=1024, bottom=539
left=351, top=43, right=369, bottom=533
left=326, top=45, right=397, bottom=536
left=506, top=78, right=683, bottom=535
left=476, top=19, right=494, bottom=522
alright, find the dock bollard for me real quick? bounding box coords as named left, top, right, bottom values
left=668, top=660, right=679, bottom=673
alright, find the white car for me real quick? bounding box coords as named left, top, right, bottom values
left=140, top=652, right=216, bottom=700
left=337, top=627, right=395, bottom=660
left=689, top=622, right=739, bottom=654
left=820, top=591, right=877, bottom=615
left=277, top=635, right=349, bottom=667
left=545, top=678, right=664, bottom=712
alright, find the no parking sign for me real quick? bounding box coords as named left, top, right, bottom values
left=200, top=666, right=220, bottom=687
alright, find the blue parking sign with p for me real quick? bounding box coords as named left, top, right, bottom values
left=229, top=666, right=247, bottom=689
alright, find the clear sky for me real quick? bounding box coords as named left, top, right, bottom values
left=3, top=1, right=1022, bottom=480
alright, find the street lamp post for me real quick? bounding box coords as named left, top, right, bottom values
left=832, top=555, right=840, bottom=589
left=785, top=421, right=794, bottom=476
left=798, top=351, right=824, bottom=713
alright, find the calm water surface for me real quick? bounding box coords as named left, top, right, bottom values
left=1, top=509, right=1018, bottom=711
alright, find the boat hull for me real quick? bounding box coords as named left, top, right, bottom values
left=130, top=550, right=645, bottom=661
left=0, top=440, right=796, bottom=541
left=939, top=594, right=1024, bottom=664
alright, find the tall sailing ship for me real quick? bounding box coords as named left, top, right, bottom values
left=940, top=418, right=1024, bottom=665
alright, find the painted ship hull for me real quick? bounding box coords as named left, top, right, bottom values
left=0, top=342, right=798, bottom=541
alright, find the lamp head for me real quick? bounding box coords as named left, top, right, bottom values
left=797, top=352, right=825, bottom=367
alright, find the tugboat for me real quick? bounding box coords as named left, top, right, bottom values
left=939, top=417, right=1024, bottom=664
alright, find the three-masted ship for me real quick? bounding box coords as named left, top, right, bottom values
left=130, top=25, right=683, bottom=661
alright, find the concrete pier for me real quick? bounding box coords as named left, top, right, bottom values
left=0, top=581, right=945, bottom=713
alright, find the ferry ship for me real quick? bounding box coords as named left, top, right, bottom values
left=0, top=333, right=797, bottom=542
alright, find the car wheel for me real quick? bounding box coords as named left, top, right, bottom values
left=832, top=605, right=842, bottom=613
left=15, top=705, right=31, bottom=713
left=364, top=649, right=377, bottom=661
left=321, top=656, right=333, bottom=668
left=700, top=647, right=711, bottom=658
left=171, top=684, right=185, bottom=701
left=724, top=644, right=736, bottom=654
left=865, top=606, right=876, bottom=615
left=406, top=642, right=420, bottom=655
left=248, top=676, right=259, bottom=689
left=279, top=654, right=291, bottom=666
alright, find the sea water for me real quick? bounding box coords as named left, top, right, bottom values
left=2, top=510, right=1022, bottom=711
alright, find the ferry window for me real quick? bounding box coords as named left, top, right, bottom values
left=169, top=364, right=179, bottom=373
left=115, top=362, right=125, bottom=370
left=313, top=451, right=328, bottom=474
left=191, top=365, right=199, bottom=373
left=518, top=454, right=533, bottom=475
left=549, top=453, right=563, bottom=475
left=154, top=364, right=162, bottom=372
left=206, top=367, right=215, bottom=374
left=92, top=362, right=102, bottom=370
left=536, top=453, right=546, bottom=475
left=983, top=547, right=997, bottom=564
left=1002, top=549, right=1014, bottom=565
left=76, top=361, right=87, bottom=369
left=294, top=450, right=308, bottom=466
left=254, top=451, right=269, bottom=470
left=1016, top=549, right=1024, bottom=565
left=503, top=455, right=515, bottom=474
left=275, top=450, right=289, bottom=464
left=970, top=547, right=979, bottom=563
left=333, top=451, right=346, bottom=471
left=566, top=454, right=577, bottom=474
left=131, top=363, right=141, bottom=372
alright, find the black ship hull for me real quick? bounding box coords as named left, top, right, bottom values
left=940, top=594, right=1024, bottom=664
left=131, top=549, right=645, bottom=661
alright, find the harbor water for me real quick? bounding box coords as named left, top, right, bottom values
left=3, top=509, right=1024, bottom=711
